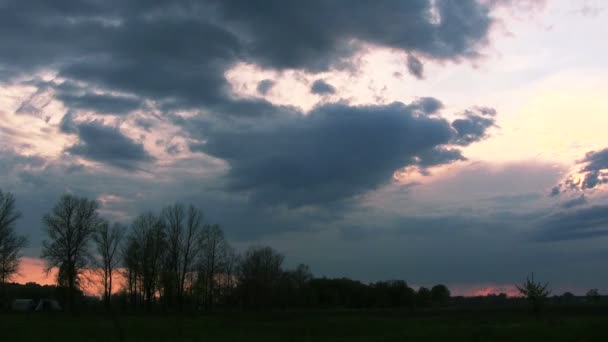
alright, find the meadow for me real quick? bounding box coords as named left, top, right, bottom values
left=3, top=307, right=608, bottom=342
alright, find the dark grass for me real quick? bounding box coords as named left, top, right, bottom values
left=3, top=307, right=608, bottom=341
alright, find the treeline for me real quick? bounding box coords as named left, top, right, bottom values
left=1, top=191, right=453, bottom=312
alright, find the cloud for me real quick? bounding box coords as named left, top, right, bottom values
left=310, top=79, right=336, bottom=95
left=256, top=79, right=275, bottom=95
left=188, top=100, right=494, bottom=206
left=534, top=205, right=608, bottom=242
left=451, top=107, right=497, bottom=146
left=56, top=91, right=142, bottom=115
left=556, top=148, right=608, bottom=193
left=579, top=149, right=608, bottom=189
left=59, top=111, right=78, bottom=134
left=65, top=121, right=153, bottom=170
left=407, top=55, right=424, bottom=79
left=209, top=0, right=493, bottom=71
left=561, top=195, right=587, bottom=209
left=0, top=0, right=498, bottom=112
left=0, top=149, right=46, bottom=175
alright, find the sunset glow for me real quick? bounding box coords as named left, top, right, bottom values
left=2, top=0, right=608, bottom=298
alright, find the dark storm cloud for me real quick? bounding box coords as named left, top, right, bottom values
left=208, top=0, right=492, bottom=71
left=65, top=121, right=153, bottom=170
left=534, top=205, right=608, bottom=242
left=415, top=147, right=466, bottom=169
left=0, top=0, right=496, bottom=110
left=256, top=79, right=275, bottom=95
left=451, top=107, right=497, bottom=146
left=310, top=79, right=336, bottom=95
left=407, top=55, right=424, bottom=79
left=188, top=100, right=493, bottom=206
left=56, top=92, right=142, bottom=115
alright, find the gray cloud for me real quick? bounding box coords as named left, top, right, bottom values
left=56, top=92, right=142, bottom=115
left=580, top=149, right=608, bottom=189
left=65, top=121, right=153, bottom=170
left=407, top=55, right=424, bottom=79
left=534, top=205, right=608, bottom=242
left=59, top=111, right=78, bottom=134
left=451, top=107, right=497, bottom=146
left=561, top=195, right=587, bottom=209
left=256, top=79, right=275, bottom=95
left=556, top=148, right=608, bottom=193
left=0, top=0, right=498, bottom=112
left=187, top=100, right=493, bottom=206
left=310, top=79, right=336, bottom=95
left=208, top=0, right=492, bottom=71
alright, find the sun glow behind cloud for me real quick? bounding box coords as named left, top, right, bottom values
left=13, top=257, right=125, bottom=297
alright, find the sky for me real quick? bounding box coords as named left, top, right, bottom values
left=2, top=0, right=608, bottom=296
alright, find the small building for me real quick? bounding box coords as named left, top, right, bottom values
left=11, top=299, right=36, bottom=312
left=35, top=299, right=62, bottom=312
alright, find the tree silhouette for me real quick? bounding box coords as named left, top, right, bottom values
left=238, top=246, right=284, bottom=308
left=161, top=204, right=203, bottom=311
left=198, top=223, right=227, bottom=311
left=129, top=212, right=166, bottom=311
left=41, top=194, right=104, bottom=311
left=0, top=190, right=27, bottom=308
left=431, top=284, right=451, bottom=306
left=586, top=288, right=600, bottom=303
left=516, top=273, right=550, bottom=315
left=93, top=222, right=125, bottom=308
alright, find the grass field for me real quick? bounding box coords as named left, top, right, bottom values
left=3, top=308, right=608, bottom=341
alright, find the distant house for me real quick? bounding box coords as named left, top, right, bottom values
left=35, top=299, right=62, bottom=312
left=11, top=299, right=36, bottom=312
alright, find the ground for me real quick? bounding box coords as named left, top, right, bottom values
left=3, top=308, right=608, bottom=341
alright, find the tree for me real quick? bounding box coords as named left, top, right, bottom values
left=122, top=235, right=141, bottom=308
left=0, top=190, right=27, bottom=284
left=560, top=291, right=575, bottom=304
left=0, top=190, right=27, bottom=308
left=41, top=194, right=104, bottom=311
left=516, top=273, right=550, bottom=315
left=586, top=288, right=600, bottom=303
left=218, top=243, right=239, bottom=306
left=237, top=246, right=284, bottom=308
left=416, top=287, right=432, bottom=308
left=161, top=204, right=203, bottom=311
left=93, top=222, right=125, bottom=308
left=431, top=284, right=451, bottom=306
left=130, top=212, right=166, bottom=311
left=198, top=223, right=226, bottom=311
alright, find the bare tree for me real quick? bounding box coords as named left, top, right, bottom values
left=0, top=190, right=27, bottom=307
left=130, top=212, right=166, bottom=311
left=179, top=205, right=203, bottom=310
left=0, top=190, right=27, bottom=284
left=238, top=246, right=284, bottom=308
left=161, top=203, right=184, bottom=308
left=161, top=203, right=203, bottom=310
left=94, top=222, right=125, bottom=308
left=41, top=194, right=104, bottom=311
left=198, top=223, right=225, bottom=311
left=122, top=235, right=142, bottom=308
left=218, top=243, right=239, bottom=305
